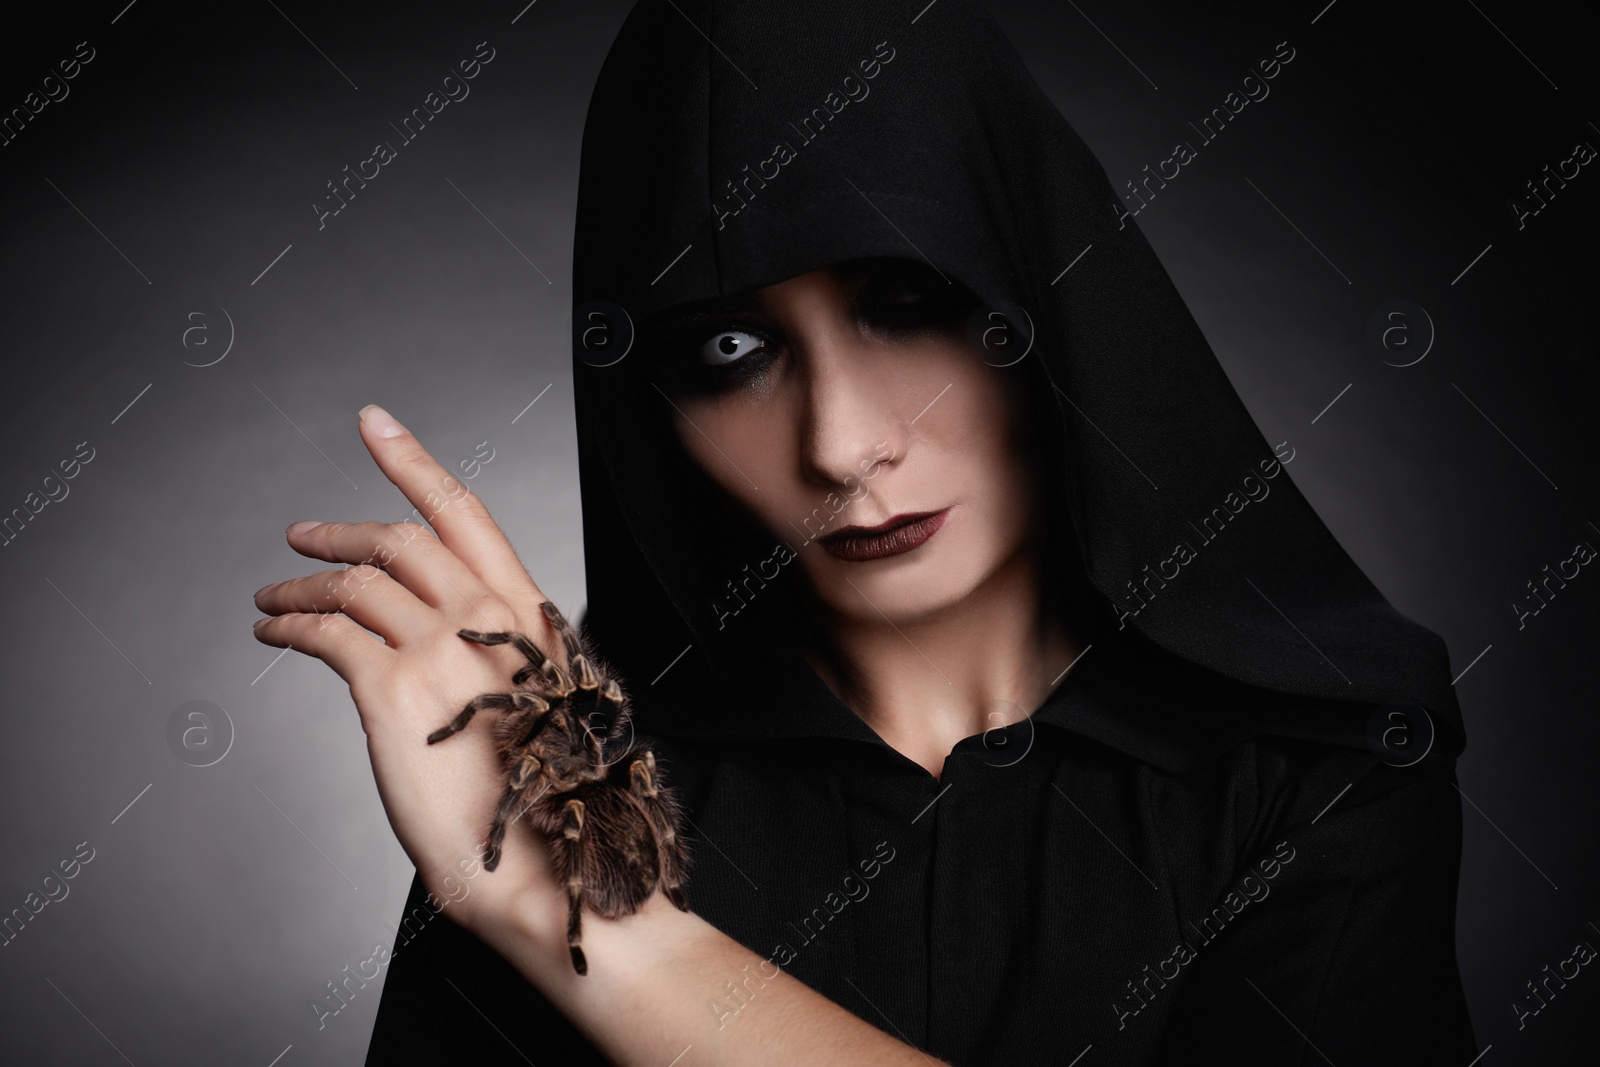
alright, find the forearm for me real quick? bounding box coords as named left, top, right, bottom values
left=472, top=887, right=947, bottom=1067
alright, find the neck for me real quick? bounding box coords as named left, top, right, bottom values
left=800, top=545, right=1081, bottom=780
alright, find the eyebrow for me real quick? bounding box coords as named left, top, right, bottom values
left=645, top=290, right=766, bottom=332
left=641, top=258, right=931, bottom=335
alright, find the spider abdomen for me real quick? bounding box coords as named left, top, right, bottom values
left=537, top=781, right=665, bottom=918
left=428, top=605, right=691, bottom=975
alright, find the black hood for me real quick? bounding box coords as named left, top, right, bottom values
left=568, top=0, right=1464, bottom=770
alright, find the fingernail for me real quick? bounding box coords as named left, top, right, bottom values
left=253, top=617, right=267, bottom=630
left=254, top=582, right=277, bottom=598
left=359, top=404, right=406, bottom=438
left=287, top=520, right=323, bottom=536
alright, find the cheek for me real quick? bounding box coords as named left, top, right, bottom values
left=670, top=398, right=795, bottom=521
left=932, top=364, right=1032, bottom=501
left=940, top=378, right=1038, bottom=555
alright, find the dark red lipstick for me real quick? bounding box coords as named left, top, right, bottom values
left=819, top=508, right=950, bottom=561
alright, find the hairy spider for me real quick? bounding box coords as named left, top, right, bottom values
left=425, top=600, right=689, bottom=975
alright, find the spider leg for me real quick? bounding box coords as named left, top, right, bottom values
left=457, top=628, right=515, bottom=648
left=597, top=680, right=631, bottom=747
left=539, top=601, right=584, bottom=661
left=580, top=712, right=606, bottom=762
left=511, top=632, right=572, bottom=691
left=540, top=602, right=599, bottom=690
left=427, top=692, right=527, bottom=744
left=571, top=672, right=629, bottom=762
left=506, top=693, right=553, bottom=746
left=629, top=751, right=689, bottom=912
left=458, top=628, right=570, bottom=691
left=559, top=798, right=589, bottom=975
left=510, top=751, right=543, bottom=790
left=482, top=776, right=539, bottom=872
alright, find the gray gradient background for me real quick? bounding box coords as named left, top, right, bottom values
left=1, top=1, right=1594, bottom=1063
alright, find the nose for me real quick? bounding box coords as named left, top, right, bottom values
left=795, top=324, right=907, bottom=491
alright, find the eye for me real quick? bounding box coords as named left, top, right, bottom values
left=877, top=269, right=943, bottom=305
left=857, top=262, right=975, bottom=332
left=700, top=329, right=767, bottom=365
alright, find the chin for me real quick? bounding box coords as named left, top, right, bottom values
left=811, top=525, right=1002, bottom=625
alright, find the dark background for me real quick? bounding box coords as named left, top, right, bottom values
left=1, top=1, right=1593, bottom=1063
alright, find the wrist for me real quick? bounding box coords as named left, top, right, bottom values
left=468, top=877, right=571, bottom=981
left=478, top=881, right=707, bottom=997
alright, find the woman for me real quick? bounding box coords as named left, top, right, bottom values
left=253, top=1, right=1475, bottom=1062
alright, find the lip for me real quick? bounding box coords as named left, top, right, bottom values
left=819, top=507, right=950, bottom=562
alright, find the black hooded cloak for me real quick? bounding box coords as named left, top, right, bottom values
left=367, top=2, right=1474, bottom=1062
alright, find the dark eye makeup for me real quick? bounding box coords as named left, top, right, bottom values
left=644, top=259, right=977, bottom=394
left=644, top=315, right=780, bottom=393
left=853, top=259, right=977, bottom=335
left=699, top=328, right=769, bottom=366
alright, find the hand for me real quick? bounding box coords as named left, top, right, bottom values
left=252, top=403, right=567, bottom=943
left=252, top=410, right=960, bottom=1067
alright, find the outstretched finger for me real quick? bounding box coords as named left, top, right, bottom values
left=255, top=565, right=438, bottom=647
left=284, top=520, right=492, bottom=615
left=355, top=405, right=547, bottom=604
left=253, top=611, right=393, bottom=689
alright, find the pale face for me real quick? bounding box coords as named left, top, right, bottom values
left=647, top=258, right=1041, bottom=629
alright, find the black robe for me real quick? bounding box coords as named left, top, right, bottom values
left=367, top=0, right=1473, bottom=1062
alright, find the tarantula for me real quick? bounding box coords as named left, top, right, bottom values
left=425, top=600, right=689, bottom=975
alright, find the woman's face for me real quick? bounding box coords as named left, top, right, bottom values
left=649, top=258, right=1040, bottom=626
